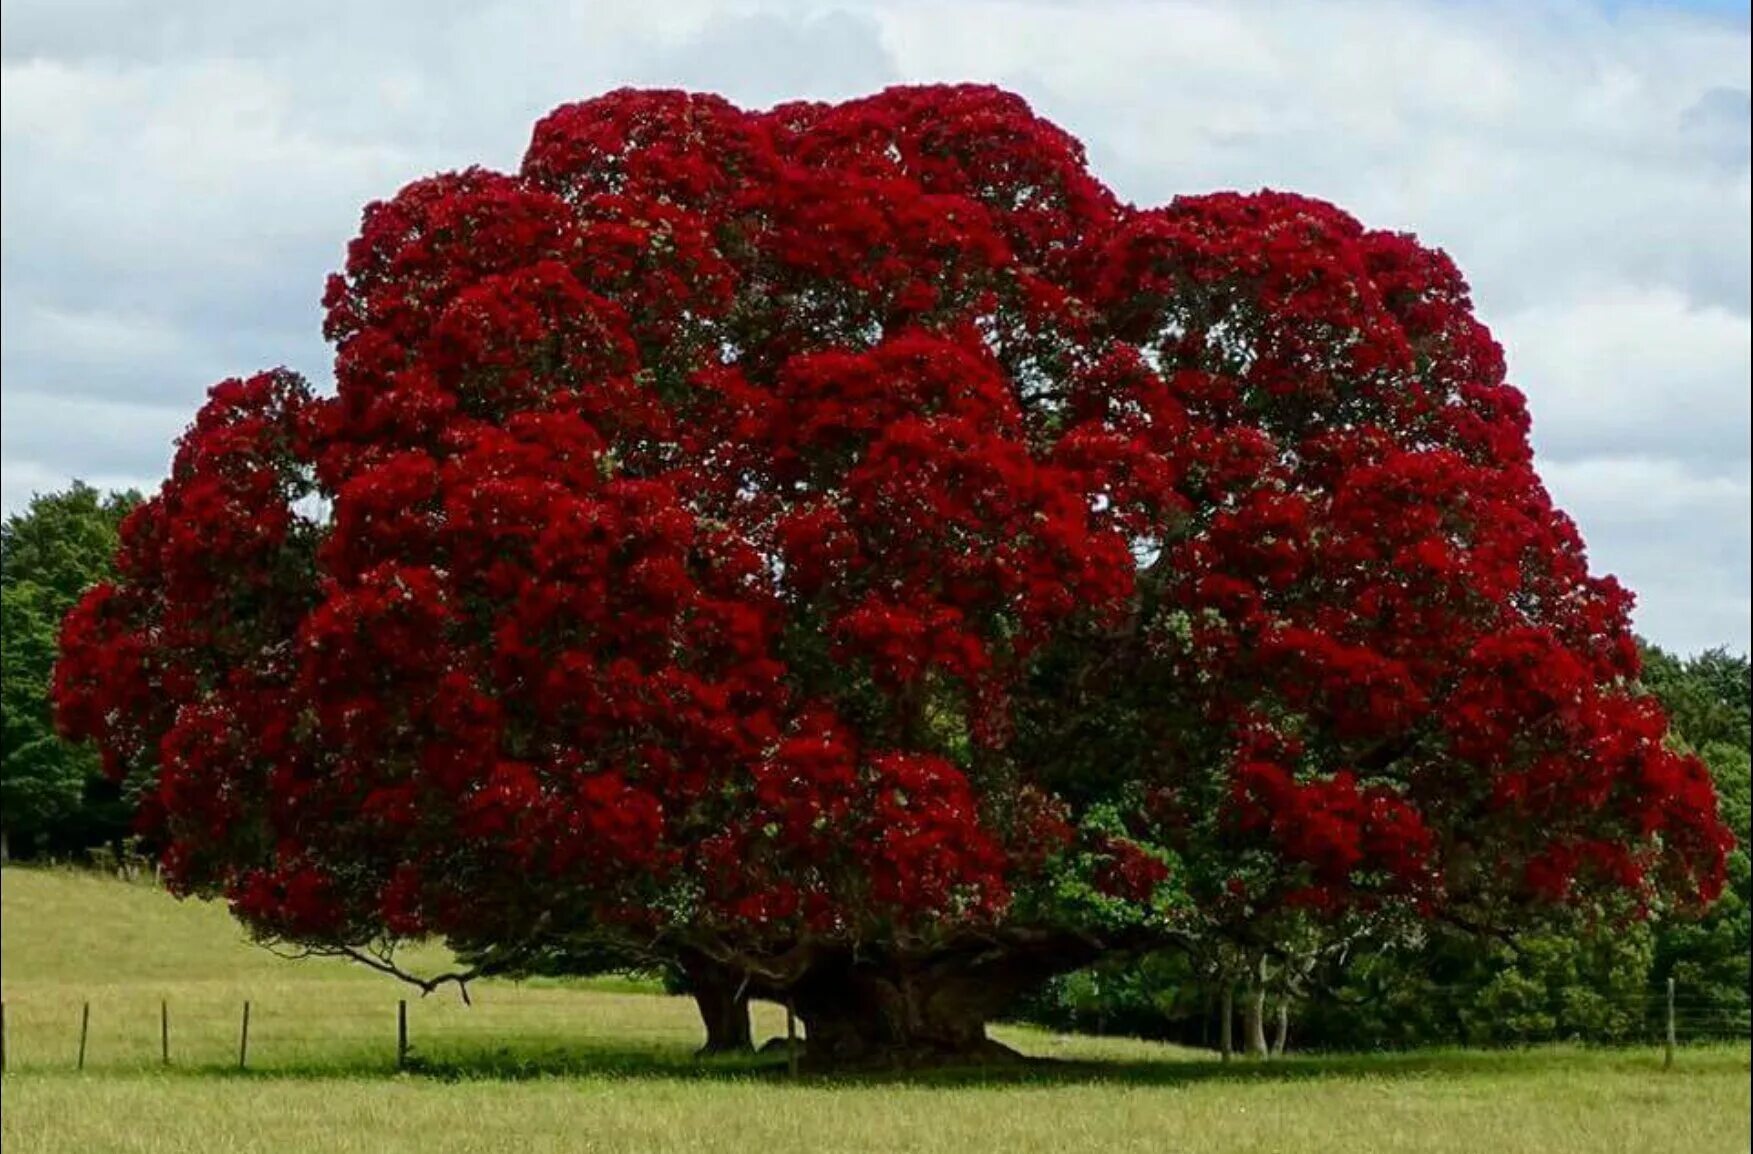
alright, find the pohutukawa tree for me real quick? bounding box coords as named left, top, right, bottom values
left=55, top=86, right=1734, bottom=1068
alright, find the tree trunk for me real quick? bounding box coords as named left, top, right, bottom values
left=783, top=944, right=1083, bottom=1070
left=701, top=929, right=1130, bottom=1071
left=1272, top=998, right=1290, bottom=1057
left=1219, top=986, right=1234, bottom=1062
left=789, top=974, right=1021, bottom=1070
left=1, top=827, right=9, bottom=864
left=1244, top=984, right=1269, bottom=1058
left=1244, top=955, right=1269, bottom=1059
left=680, top=956, right=753, bottom=1056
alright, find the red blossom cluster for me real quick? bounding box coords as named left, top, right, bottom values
left=55, top=86, right=1732, bottom=965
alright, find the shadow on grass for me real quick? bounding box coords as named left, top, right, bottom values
left=52, top=1038, right=1727, bottom=1090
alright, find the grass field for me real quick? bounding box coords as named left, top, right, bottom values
left=2, top=867, right=1748, bottom=1153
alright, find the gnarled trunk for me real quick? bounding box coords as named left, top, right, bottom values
left=790, top=964, right=1024, bottom=1069
left=1272, top=998, right=1290, bottom=1057
left=701, top=928, right=1138, bottom=1070
left=680, top=954, right=753, bottom=1056
left=772, top=934, right=1109, bottom=1070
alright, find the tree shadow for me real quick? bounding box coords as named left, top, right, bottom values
left=134, top=1037, right=1713, bottom=1089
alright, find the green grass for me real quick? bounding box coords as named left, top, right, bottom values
left=3, top=866, right=1749, bottom=1153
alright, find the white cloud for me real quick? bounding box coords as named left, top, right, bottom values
left=1498, top=285, right=1750, bottom=468
left=630, top=10, right=897, bottom=105
left=1542, top=456, right=1752, bottom=653
left=1, top=0, right=1747, bottom=653
left=0, top=390, right=186, bottom=505
left=6, top=304, right=192, bottom=367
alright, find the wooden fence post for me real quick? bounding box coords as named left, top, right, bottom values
left=397, top=1000, right=409, bottom=1070
left=238, top=1001, right=251, bottom=1071
left=1664, top=977, right=1676, bottom=1071
left=161, top=999, right=170, bottom=1066
left=78, top=1002, right=91, bottom=1071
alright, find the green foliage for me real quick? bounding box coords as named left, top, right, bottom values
left=2, top=582, right=84, bottom=838
left=1017, top=950, right=1205, bottom=1039
left=1295, top=920, right=1658, bottom=1048
left=1022, top=800, right=1187, bottom=935
left=1639, top=643, right=1751, bottom=752
left=1, top=481, right=139, bottom=856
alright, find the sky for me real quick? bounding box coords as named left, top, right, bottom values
left=1, top=0, right=1748, bottom=655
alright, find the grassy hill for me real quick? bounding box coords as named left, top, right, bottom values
left=2, top=865, right=1749, bottom=1154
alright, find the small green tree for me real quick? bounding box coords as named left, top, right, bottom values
left=1639, top=645, right=1750, bottom=1036
left=1, top=482, right=140, bottom=860
left=1653, top=741, right=1750, bottom=1036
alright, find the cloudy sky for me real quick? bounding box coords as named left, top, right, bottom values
left=2, top=0, right=1748, bottom=654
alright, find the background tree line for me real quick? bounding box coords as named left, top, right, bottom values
left=2, top=482, right=141, bottom=862
left=3, top=481, right=1746, bottom=1050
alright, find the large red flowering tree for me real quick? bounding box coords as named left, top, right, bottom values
left=55, top=86, right=1732, bottom=1068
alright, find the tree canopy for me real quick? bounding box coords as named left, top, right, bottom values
left=53, top=85, right=1735, bottom=1067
